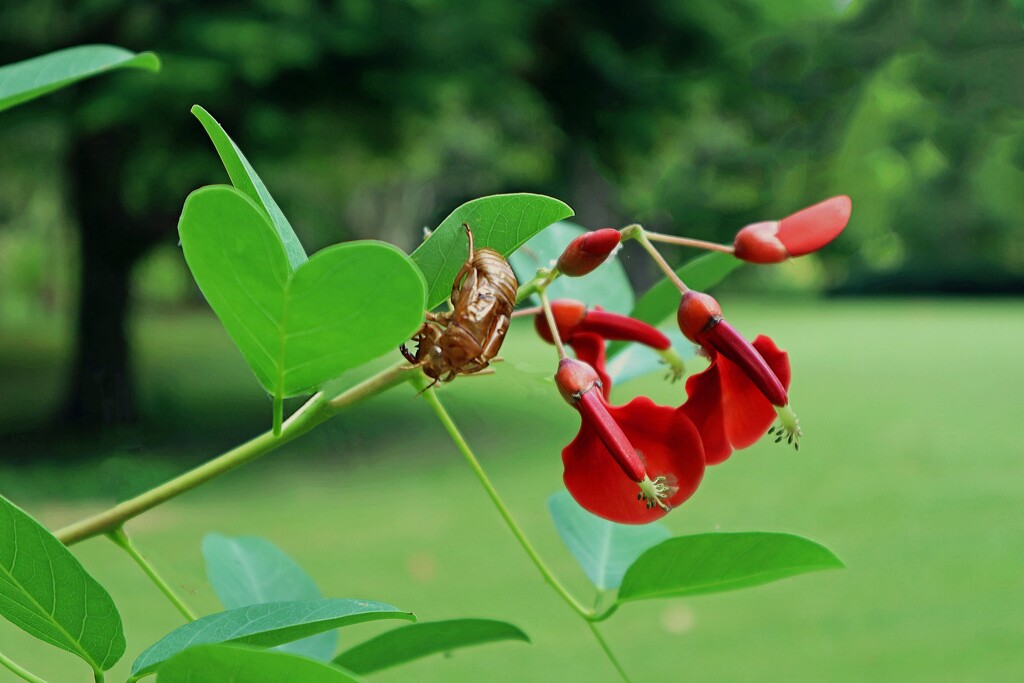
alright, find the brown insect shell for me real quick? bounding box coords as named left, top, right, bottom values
left=419, top=247, right=518, bottom=380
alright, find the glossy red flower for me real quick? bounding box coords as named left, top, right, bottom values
left=676, top=291, right=795, bottom=464
left=733, top=195, right=852, bottom=264
left=555, top=358, right=705, bottom=524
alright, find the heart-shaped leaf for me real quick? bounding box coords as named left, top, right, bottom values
left=0, top=495, right=125, bottom=673
left=157, top=645, right=365, bottom=683
left=0, top=45, right=159, bottom=112
left=131, top=598, right=414, bottom=680
left=202, top=534, right=336, bottom=661
left=411, top=194, right=573, bottom=308
left=509, top=221, right=634, bottom=314
left=607, top=251, right=742, bottom=358
left=179, top=185, right=426, bottom=398
left=616, top=532, right=844, bottom=605
left=191, top=105, right=307, bottom=270
left=334, top=619, right=529, bottom=675
left=548, top=491, right=669, bottom=591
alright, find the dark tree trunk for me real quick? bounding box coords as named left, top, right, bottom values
left=59, top=128, right=164, bottom=431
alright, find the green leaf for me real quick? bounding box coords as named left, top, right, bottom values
left=411, top=194, right=573, bottom=308
left=547, top=491, right=670, bottom=591
left=607, top=251, right=742, bottom=358
left=202, top=534, right=336, bottom=661
left=0, top=495, right=125, bottom=673
left=0, top=44, right=159, bottom=112
left=508, top=221, right=634, bottom=314
left=334, top=619, right=529, bottom=675
left=191, top=105, right=307, bottom=270
left=178, top=185, right=427, bottom=398
left=157, top=645, right=365, bottom=683
left=131, top=598, right=414, bottom=680
left=616, top=532, right=844, bottom=605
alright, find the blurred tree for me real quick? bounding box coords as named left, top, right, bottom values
left=1, top=0, right=1022, bottom=438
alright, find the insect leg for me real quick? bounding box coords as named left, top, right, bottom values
left=400, top=344, right=418, bottom=364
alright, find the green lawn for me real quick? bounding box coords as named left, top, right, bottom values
left=1, top=298, right=1022, bottom=682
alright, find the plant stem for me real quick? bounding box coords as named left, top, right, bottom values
left=586, top=621, right=634, bottom=683
left=418, top=383, right=591, bottom=619
left=107, top=527, right=197, bottom=621
left=55, top=363, right=415, bottom=546
left=623, top=224, right=690, bottom=294
left=420, top=384, right=636, bottom=681
left=644, top=231, right=735, bottom=254
left=515, top=268, right=559, bottom=304
left=0, top=651, right=49, bottom=683
left=538, top=289, right=567, bottom=360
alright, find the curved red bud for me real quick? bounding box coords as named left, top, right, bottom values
left=535, top=299, right=587, bottom=345
left=676, top=291, right=723, bottom=344
left=576, top=391, right=647, bottom=483
left=554, top=357, right=601, bottom=405
left=577, top=310, right=671, bottom=350
left=557, top=229, right=622, bottom=276
left=777, top=195, right=851, bottom=257
left=733, top=196, right=851, bottom=262
left=732, top=221, right=787, bottom=264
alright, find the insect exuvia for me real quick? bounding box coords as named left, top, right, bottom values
left=402, top=223, right=518, bottom=383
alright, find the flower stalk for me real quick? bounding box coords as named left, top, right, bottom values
left=56, top=362, right=416, bottom=545
left=107, top=527, right=197, bottom=622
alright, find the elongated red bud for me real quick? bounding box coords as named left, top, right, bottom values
left=700, top=320, right=789, bottom=407
left=556, top=229, right=622, bottom=276
left=536, top=299, right=587, bottom=345
left=733, top=195, right=852, bottom=263
left=676, top=291, right=723, bottom=344
left=556, top=358, right=647, bottom=483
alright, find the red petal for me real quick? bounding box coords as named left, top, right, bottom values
left=568, top=332, right=612, bottom=399
left=563, top=397, right=705, bottom=524
left=680, top=336, right=791, bottom=464
left=777, top=195, right=851, bottom=257
left=535, top=300, right=587, bottom=345
left=578, top=310, right=671, bottom=350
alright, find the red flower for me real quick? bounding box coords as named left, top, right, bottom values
left=733, top=195, right=852, bottom=264
left=676, top=291, right=796, bottom=464
left=535, top=300, right=672, bottom=397
left=555, top=358, right=705, bottom=524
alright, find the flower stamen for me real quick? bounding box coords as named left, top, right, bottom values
left=770, top=404, right=803, bottom=451
left=638, top=475, right=676, bottom=511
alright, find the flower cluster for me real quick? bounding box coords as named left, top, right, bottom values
left=537, top=197, right=850, bottom=523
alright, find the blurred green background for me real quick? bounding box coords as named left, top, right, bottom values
left=1, top=1, right=1023, bottom=681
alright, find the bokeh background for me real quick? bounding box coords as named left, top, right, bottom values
left=1, top=1, right=1022, bottom=681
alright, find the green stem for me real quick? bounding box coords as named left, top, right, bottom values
left=94, top=669, right=104, bottom=683
left=644, top=231, right=735, bottom=254
left=515, top=268, right=560, bottom=304
left=108, top=527, right=197, bottom=622
left=420, top=383, right=636, bottom=681
left=272, top=393, right=284, bottom=436
left=418, top=383, right=592, bottom=619
left=55, top=363, right=415, bottom=546
left=586, top=621, right=634, bottom=683
left=0, top=651, right=49, bottom=683
left=623, top=224, right=689, bottom=293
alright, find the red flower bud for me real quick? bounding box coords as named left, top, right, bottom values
left=700, top=320, right=789, bottom=407
left=576, top=310, right=671, bottom=350
left=733, top=196, right=852, bottom=263
left=554, top=357, right=601, bottom=405
left=556, top=228, right=622, bottom=276
left=676, top=291, right=722, bottom=344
